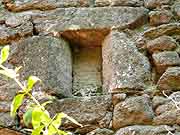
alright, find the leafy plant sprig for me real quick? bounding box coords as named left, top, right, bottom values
left=0, top=46, right=82, bottom=135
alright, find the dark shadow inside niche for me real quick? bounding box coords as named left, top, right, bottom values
left=61, top=29, right=109, bottom=96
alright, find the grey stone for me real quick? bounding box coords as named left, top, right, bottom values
left=47, top=95, right=112, bottom=134
left=3, top=0, right=91, bottom=12
left=0, top=17, right=33, bottom=45
left=0, top=112, right=15, bottom=127
left=102, top=31, right=151, bottom=93
left=152, top=51, right=180, bottom=74
left=157, top=67, right=180, bottom=90
left=95, top=0, right=143, bottom=7
left=112, top=95, right=154, bottom=129
left=33, top=7, right=148, bottom=32
left=9, top=36, right=72, bottom=97
left=173, top=2, right=180, bottom=19
left=115, top=125, right=174, bottom=135
left=144, top=0, right=171, bottom=9
left=86, top=128, right=114, bottom=135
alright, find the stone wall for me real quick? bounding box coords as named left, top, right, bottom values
left=0, top=0, right=180, bottom=135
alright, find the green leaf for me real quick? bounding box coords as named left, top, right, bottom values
left=32, top=107, right=43, bottom=129
left=23, top=108, right=33, bottom=127
left=27, top=76, right=41, bottom=92
left=48, top=113, right=65, bottom=135
left=1, top=46, right=9, bottom=64
left=31, top=125, right=44, bottom=135
left=52, top=113, right=65, bottom=129
left=10, top=93, right=25, bottom=118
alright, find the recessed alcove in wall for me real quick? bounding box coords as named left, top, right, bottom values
left=61, top=29, right=109, bottom=96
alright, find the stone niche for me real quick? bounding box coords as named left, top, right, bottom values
left=62, top=30, right=108, bottom=97
left=72, top=46, right=102, bottom=96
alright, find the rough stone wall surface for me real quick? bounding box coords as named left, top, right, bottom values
left=0, top=0, right=180, bottom=135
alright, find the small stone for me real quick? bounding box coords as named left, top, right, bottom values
left=86, top=128, right=114, bottom=135
left=144, top=0, right=171, bottom=9
left=112, top=93, right=126, bottom=106
left=157, top=67, right=180, bottom=90
left=147, top=36, right=177, bottom=53
left=173, top=2, right=180, bottom=19
left=149, top=10, right=173, bottom=26
left=143, top=23, right=180, bottom=39
left=152, top=51, right=180, bottom=74
left=152, top=96, right=169, bottom=109
left=5, top=14, right=31, bottom=28
left=115, top=125, right=174, bottom=135
left=112, top=95, right=154, bottom=129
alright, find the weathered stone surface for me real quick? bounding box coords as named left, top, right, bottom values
left=5, top=14, right=31, bottom=28
left=47, top=95, right=112, bottom=133
left=153, top=92, right=180, bottom=125
left=112, top=93, right=126, bottom=106
left=146, top=36, right=177, bottom=53
left=0, top=77, right=19, bottom=101
left=157, top=67, right=180, bottom=90
left=112, top=95, right=154, bottom=129
left=143, top=23, right=180, bottom=38
left=115, top=125, right=174, bottom=135
left=152, top=96, right=169, bottom=109
left=0, top=101, right=10, bottom=112
left=95, top=0, right=143, bottom=7
left=102, top=31, right=151, bottom=93
left=0, top=128, right=22, bottom=135
left=9, top=36, right=72, bottom=97
left=72, top=47, right=102, bottom=96
left=144, top=0, right=171, bottom=9
left=173, top=2, right=180, bottom=19
left=152, top=51, right=180, bottom=74
left=3, top=0, right=91, bottom=12
left=86, top=128, right=114, bottom=135
left=0, top=15, right=33, bottom=45
left=149, top=10, right=173, bottom=26
left=0, top=113, right=15, bottom=127
left=33, top=7, right=148, bottom=32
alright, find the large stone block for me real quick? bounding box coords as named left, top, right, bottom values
left=112, top=95, right=154, bottom=129
left=33, top=7, right=148, bottom=32
left=31, top=7, right=148, bottom=47
left=47, top=95, right=112, bottom=134
left=102, top=31, right=151, bottom=93
left=9, top=36, right=72, bottom=97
